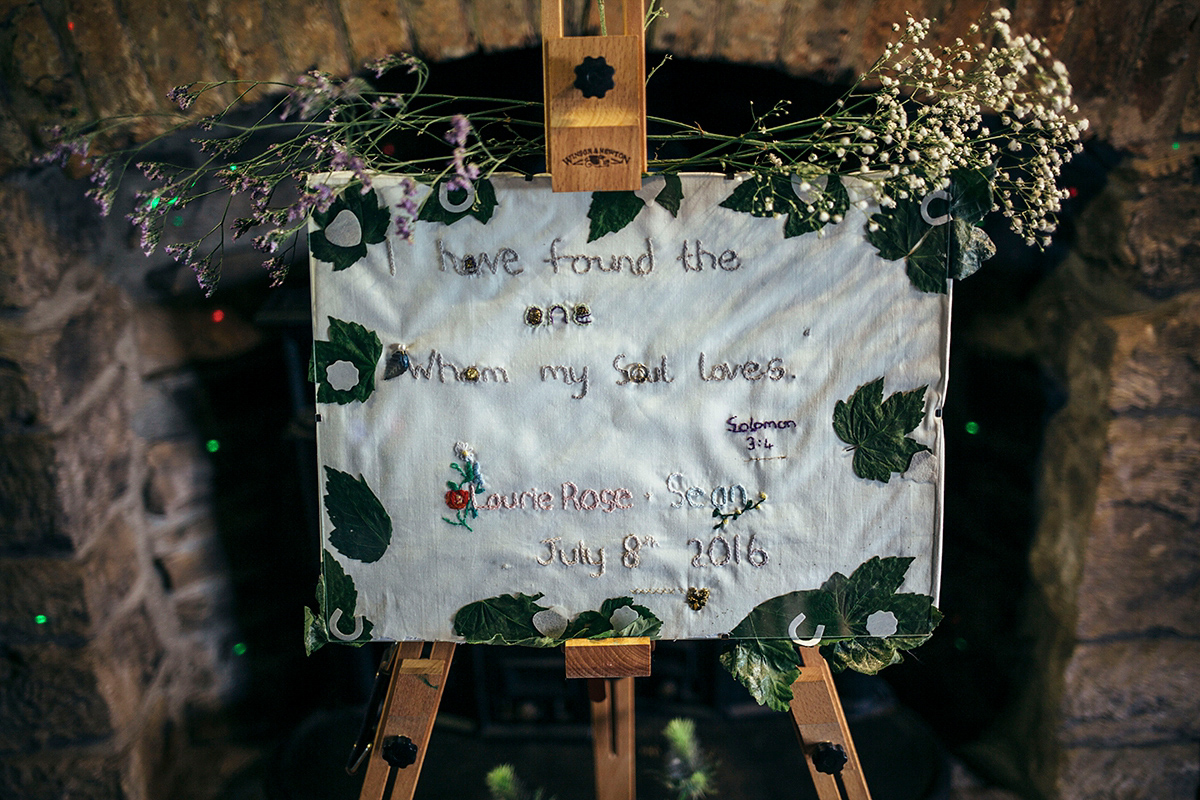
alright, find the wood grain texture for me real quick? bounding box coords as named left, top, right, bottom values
left=564, top=637, right=653, bottom=678
left=358, top=642, right=456, bottom=800
left=588, top=677, right=637, bottom=800
left=788, top=646, right=872, bottom=800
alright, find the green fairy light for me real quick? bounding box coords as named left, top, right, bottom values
left=149, top=196, right=160, bottom=210
left=232, top=642, right=247, bottom=656
left=34, top=614, right=48, bottom=625
left=964, top=421, right=980, bottom=435
left=206, top=439, right=220, bottom=453
left=1173, top=142, right=1181, bottom=150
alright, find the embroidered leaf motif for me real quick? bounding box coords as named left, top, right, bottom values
left=866, top=167, right=995, bottom=293
left=654, top=174, right=684, bottom=217
left=417, top=178, right=497, bottom=226
left=310, top=188, right=390, bottom=271
left=453, top=592, right=554, bottom=646
left=718, top=638, right=801, bottom=712
left=719, top=172, right=846, bottom=238
left=313, top=317, right=382, bottom=405
left=719, top=556, right=942, bottom=708
left=454, top=593, right=664, bottom=646
left=832, top=377, right=929, bottom=483
left=304, top=550, right=374, bottom=654
left=587, top=191, right=646, bottom=242
left=324, top=466, right=392, bottom=563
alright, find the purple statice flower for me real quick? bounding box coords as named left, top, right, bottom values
left=263, top=256, right=288, bottom=288
left=363, top=53, right=421, bottom=79
left=34, top=127, right=88, bottom=168
left=137, top=161, right=165, bottom=181
left=393, top=178, right=419, bottom=243
left=285, top=183, right=336, bottom=222
left=281, top=71, right=340, bottom=121
left=443, top=114, right=480, bottom=192
left=330, top=150, right=372, bottom=192
left=167, top=83, right=197, bottom=111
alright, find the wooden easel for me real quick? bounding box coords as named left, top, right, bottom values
left=351, top=640, right=871, bottom=800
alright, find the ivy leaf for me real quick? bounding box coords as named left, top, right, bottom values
left=718, top=557, right=942, bottom=704
left=950, top=220, right=996, bottom=280
left=324, top=466, right=392, bottom=563
left=832, top=377, right=929, bottom=482
left=592, top=597, right=663, bottom=639
left=948, top=166, right=995, bottom=225
left=313, top=317, right=382, bottom=405
left=453, top=592, right=553, bottom=646
left=587, top=191, right=646, bottom=242
left=310, top=188, right=391, bottom=272
left=720, top=172, right=846, bottom=238
left=417, top=178, right=498, bottom=226
left=718, top=638, right=801, bottom=712
left=784, top=173, right=850, bottom=239
left=304, top=550, right=375, bottom=654
left=654, top=174, right=684, bottom=217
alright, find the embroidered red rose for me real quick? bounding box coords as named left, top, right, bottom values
left=445, top=489, right=470, bottom=510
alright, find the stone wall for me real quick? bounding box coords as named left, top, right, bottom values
left=0, top=182, right=256, bottom=799
left=0, top=1, right=1198, bottom=799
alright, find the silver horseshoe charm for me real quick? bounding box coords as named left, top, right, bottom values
left=439, top=181, right=476, bottom=213
left=328, top=608, right=365, bottom=641
left=920, top=189, right=951, bottom=226
left=788, top=612, right=826, bottom=647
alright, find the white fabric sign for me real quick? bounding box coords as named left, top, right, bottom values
left=310, top=173, right=948, bottom=643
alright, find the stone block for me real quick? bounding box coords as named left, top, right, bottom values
left=0, top=184, right=74, bottom=310
left=132, top=372, right=201, bottom=442
left=1057, top=742, right=1199, bottom=800
left=339, top=0, right=414, bottom=65
left=1060, top=638, right=1200, bottom=746
left=0, top=748, right=124, bottom=800
left=122, top=5, right=223, bottom=117
left=174, top=585, right=232, bottom=633
left=0, top=557, right=91, bottom=643
left=10, top=4, right=70, bottom=92
left=132, top=304, right=262, bottom=378
left=647, top=0, right=719, bottom=59
left=201, top=0, right=291, bottom=100
left=83, top=514, right=142, bottom=622
left=142, top=439, right=213, bottom=517
left=266, top=0, right=352, bottom=76
left=67, top=0, right=158, bottom=128
left=467, top=0, right=535, bottom=51
left=0, top=643, right=114, bottom=751
left=1078, top=505, right=1200, bottom=638
left=92, top=605, right=165, bottom=739
left=154, top=536, right=227, bottom=593
left=778, top=0, right=866, bottom=80
left=1108, top=293, right=1200, bottom=413
left=403, top=0, right=476, bottom=61
left=2, top=283, right=131, bottom=427
left=1103, top=415, right=1200, bottom=526
left=1124, top=177, right=1200, bottom=297
left=54, top=388, right=134, bottom=548
left=715, top=0, right=786, bottom=66
left=0, top=431, right=71, bottom=556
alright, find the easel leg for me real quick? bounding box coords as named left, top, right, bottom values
left=587, top=677, right=636, bottom=800
left=358, top=642, right=456, bottom=800
left=788, top=646, right=872, bottom=800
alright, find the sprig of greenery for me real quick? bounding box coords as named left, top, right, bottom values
left=711, top=492, right=766, bottom=530
left=38, top=10, right=1084, bottom=296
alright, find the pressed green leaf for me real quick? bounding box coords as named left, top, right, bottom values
left=720, top=556, right=942, bottom=698
left=783, top=173, right=851, bottom=238
left=324, top=466, right=392, bottom=563
left=950, top=220, right=996, bottom=280
left=587, top=191, right=646, bottom=242
left=949, top=166, right=995, bottom=225
left=718, top=638, right=801, bottom=711
left=417, top=178, right=498, bottom=226
left=305, top=550, right=375, bottom=654
left=721, top=172, right=846, bottom=239
left=313, top=317, right=382, bottom=405
left=453, top=592, right=552, bottom=646
left=593, top=597, right=662, bottom=639
left=654, top=174, right=684, bottom=217
left=833, top=378, right=930, bottom=482
left=718, top=173, right=787, bottom=218
left=310, top=188, right=391, bottom=271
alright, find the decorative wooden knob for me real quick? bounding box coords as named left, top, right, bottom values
left=381, top=735, right=419, bottom=768
left=811, top=742, right=848, bottom=775
left=573, top=56, right=615, bottom=98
